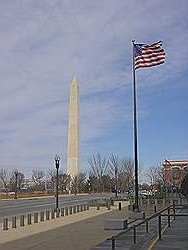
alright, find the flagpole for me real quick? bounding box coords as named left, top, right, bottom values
left=132, top=40, right=139, bottom=212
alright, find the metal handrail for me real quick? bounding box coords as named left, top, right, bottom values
left=110, top=202, right=178, bottom=249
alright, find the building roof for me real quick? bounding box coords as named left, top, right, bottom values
left=163, top=159, right=188, bottom=166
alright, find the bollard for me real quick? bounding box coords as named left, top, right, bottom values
left=77, top=205, right=80, bottom=213
left=27, top=213, right=32, bottom=225
left=80, top=204, right=83, bottom=212
left=119, top=202, right=122, bottom=210
left=107, top=202, right=110, bottom=210
left=84, top=204, right=87, bottom=211
left=20, top=215, right=25, bottom=227
left=65, top=207, right=68, bottom=216
left=3, top=218, right=8, bottom=230
left=61, top=208, right=64, bottom=217
left=69, top=206, right=72, bottom=214
left=40, top=211, right=45, bottom=222
left=46, top=210, right=50, bottom=220
left=51, top=210, right=55, bottom=219
left=56, top=210, right=60, bottom=218
left=97, top=202, right=100, bottom=210
left=73, top=206, right=76, bottom=213
left=87, top=204, right=89, bottom=210
left=12, top=216, right=17, bottom=228
left=34, top=212, right=38, bottom=223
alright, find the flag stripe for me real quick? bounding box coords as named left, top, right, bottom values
left=142, top=49, right=164, bottom=55
left=134, top=41, right=165, bottom=70
left=135, top=57, right=165, bottom=65
left=135, top=54, right=165, bottom=62
left=135, top=61, right=164, bottom=70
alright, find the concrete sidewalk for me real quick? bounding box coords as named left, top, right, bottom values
left=0, top=205, right=130, bottom=250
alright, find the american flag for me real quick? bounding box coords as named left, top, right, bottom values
left=133, top=41, right=165, bottom=70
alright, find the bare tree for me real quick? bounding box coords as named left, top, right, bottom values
left=47, top=169, right=56, bottom=191
left=118, top=158, right=135, bottom=192
left=9, top=169, right=25, bottom=193
left=180, top=173, right=188, bottom=200
left=88, top=153, right=109, bottom=192
left=32, top=170, right=45, bottom=191
left=59, top=172, right=71, bottom=192
left=71, top=173, right=87, bottom=194
left=0, top=168, right=10, bottom=195
left=47, top=169, right=71, bottom=192
left=109, top=153, right=120, bottom=196
left=146, top=165, right=164, bottom=191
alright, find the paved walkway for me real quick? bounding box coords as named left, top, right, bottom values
left=91, top=206, right=188, bottom=250
left=0, top=205, right=130, bottom=250
left=152, top=208, right=188, bottom=250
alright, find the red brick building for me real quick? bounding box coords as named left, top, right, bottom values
left=163, top=160, right=188, bottom=187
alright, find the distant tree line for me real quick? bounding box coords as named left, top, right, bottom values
left=0, top=153, right=136, bottom=196
left=2, top=153, right=186, bottom=198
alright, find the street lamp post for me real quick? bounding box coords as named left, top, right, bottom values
left=54, top=154, right=60, bottom=212
left=14, top=169, right=18, bottom=199
left=115, top=166, right=118, bottom=197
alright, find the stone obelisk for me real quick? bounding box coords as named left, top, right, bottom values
left=67, top=77, right=80, bottom=177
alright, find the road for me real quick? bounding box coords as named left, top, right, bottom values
left=0, top=194, right=111, bottom=223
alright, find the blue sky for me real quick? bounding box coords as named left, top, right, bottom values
left=0, top=0, right=187, bottom=178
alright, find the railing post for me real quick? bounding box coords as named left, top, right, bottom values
left=173, top=200, right=176, bottom=220
left=133, top=227, right=136, bottom=244
left=112, top=236, right=115, bottom=250
left=168, top=207, right=170, bottom=227
left=154, top=205, right=157, bottom=213
left=143, top=212, right=146, bottom=220
left=146, top=220, right=149, bottom=233
left=158, top=214, right=162, bottom=240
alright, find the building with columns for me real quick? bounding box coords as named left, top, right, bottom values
left=163, top=159, right=188, bottom=187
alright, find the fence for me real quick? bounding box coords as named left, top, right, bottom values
left=110, top=200, right=186, bottom=250
left=2, top=203, right=90, bottom=231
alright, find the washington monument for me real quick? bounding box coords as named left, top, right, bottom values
left=67, top=77, right=80, bottom=177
